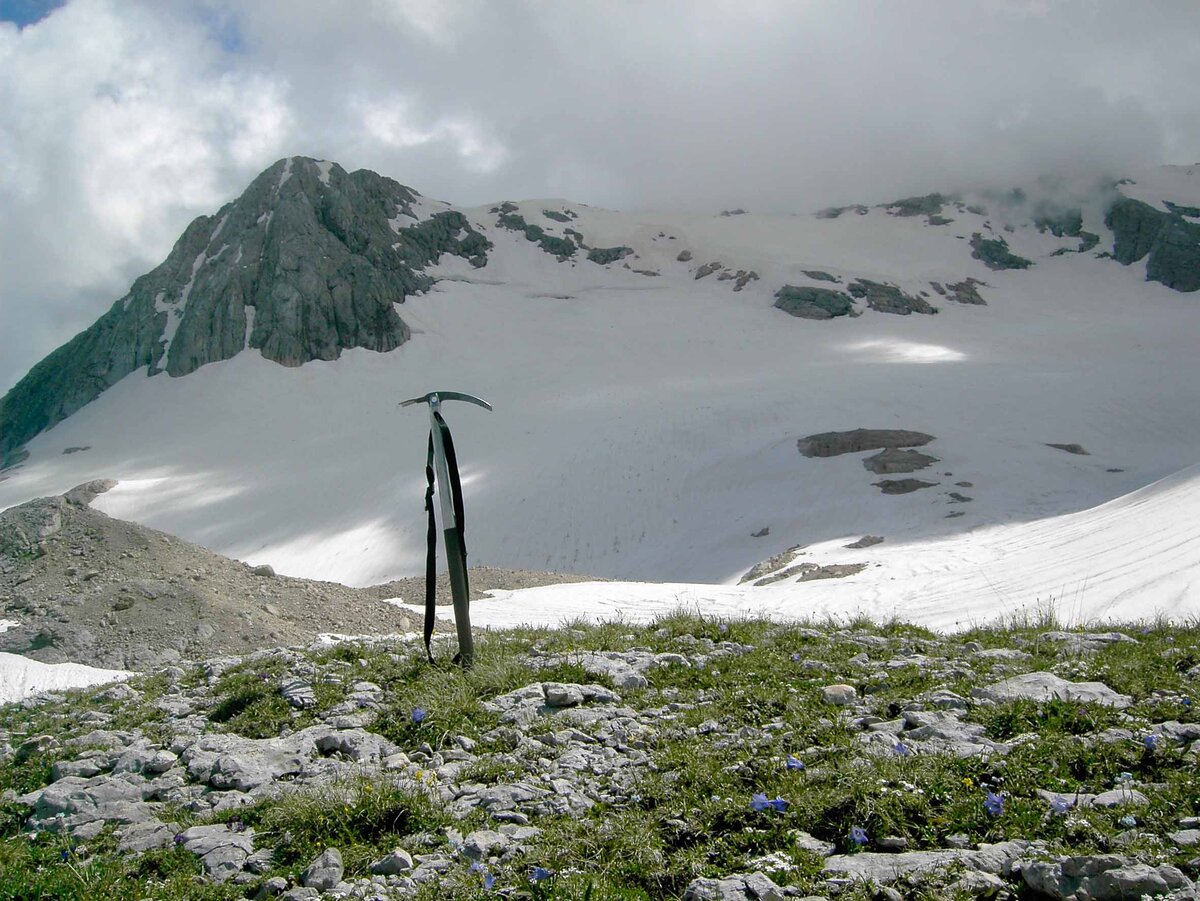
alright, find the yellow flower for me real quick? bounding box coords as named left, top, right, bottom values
left=962, top=777, right=974, bottom=788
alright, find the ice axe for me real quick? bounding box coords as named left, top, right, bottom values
left=401, top=391, right=492, bottom=667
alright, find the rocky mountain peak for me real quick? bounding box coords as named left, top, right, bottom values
left=0, top=158, right=490, bottom=462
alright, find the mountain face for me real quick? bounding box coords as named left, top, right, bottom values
left=0, top=158, right=490, bottom=461
left=1, top=159, right=1199, bottom=602
left=3, top=159, right=1200, bottom=467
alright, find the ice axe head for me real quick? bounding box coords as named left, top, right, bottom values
left=400, top=391, right=493, bottom=413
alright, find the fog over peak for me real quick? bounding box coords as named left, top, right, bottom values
left=1, top=0, right=1197, bottom=393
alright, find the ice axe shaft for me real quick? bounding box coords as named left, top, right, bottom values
left=401, top=391, right=492, bottom=667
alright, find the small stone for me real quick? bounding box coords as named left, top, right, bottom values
left=542, top=683, right=585, bottom=708
left=369, top=848, right=415, bottom=875
left=251, top=564, right=276, bottom=577
left=821, top=684, right=857, bottom=706
left=301, top=848, right=344, bottom=891
left=876, top=836, right=909, bottom=853
left=1170, top=829, right=1200, bottom=847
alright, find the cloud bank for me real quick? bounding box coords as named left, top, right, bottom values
left=1, top=0, right=1198, bottom=393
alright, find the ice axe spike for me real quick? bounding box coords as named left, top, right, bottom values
left=402, top=391, right=492, bottom=668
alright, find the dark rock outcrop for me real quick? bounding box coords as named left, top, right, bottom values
left=846, top=279, right=937, bottom=315
left=862, top=448, right=939, bottom=474
left=586, top=246, right=633, bottom=265
left=797, top=429, right=935, bottom=458
left=970, top=233, right=1032, bottom=270
left=774, top=286, right=856, bottom=319
left=1107, top=197, right=1200, bottom=292
left=0, top=157, right=491, bottom=458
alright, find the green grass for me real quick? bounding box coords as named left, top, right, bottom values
left=1, top=614, right=1198, bottom=898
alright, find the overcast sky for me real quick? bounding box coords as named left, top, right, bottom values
left=1, top=0, right=1198, bottom=395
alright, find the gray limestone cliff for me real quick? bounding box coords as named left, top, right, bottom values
left=0, top=157, right=490, bottom=460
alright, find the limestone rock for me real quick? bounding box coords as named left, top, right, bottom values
left=821, top=684, right=857, bottom=706
left=973, top=672, right=1132, bottom=708
left=301, top=847, right=344, bottom=891
left=1020, top=854, right=1192, bottom=900
left=370, top=848, right=415, bottom=875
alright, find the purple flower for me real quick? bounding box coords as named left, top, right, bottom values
left=1143, top=733, right=1159, bottom=751
left=984, top=791, right=1005, bottom=816
left=228, top=819, right=245, bottom=833
left=791, top=652, right=802, bottom=663
left=173, top=833, right=186, bottom=845
left=1049, top=795, right=1072, bottom=815
left=1183, top=697, right=1193, bottom=708
left=850, top=825, right=869, bottom=846
left=750, top=793, right=788, bottom=812
left=60, top=848, right=71, bottom=861
left=894, top=741, right=910, bottom=757
left=470, top=861, right=485, bottom=874
left=531, top=866, right=552, bottom=882
left=411, top=707, right=427, bottom=724
left=719, top=623, right=729, bottom=634
left=785, top=754, right=805, bottom=771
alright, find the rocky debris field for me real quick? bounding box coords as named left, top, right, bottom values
left=0, top=484, right=589, bottom=670
left=2, top=615, right=1199, bottom=900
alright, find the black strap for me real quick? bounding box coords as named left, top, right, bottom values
left=423, top=412, right=471, bottom=665
left=423, top=432, right=437, bottom=664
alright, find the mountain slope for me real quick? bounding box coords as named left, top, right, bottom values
left=1, top=159, right=1198, bottom=626
left=0, top=157, right=490, bottom=460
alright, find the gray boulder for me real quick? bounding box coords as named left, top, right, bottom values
left=301, top=847, right=344, bottom=891
left=972, top=672, right=1132, bottom=708
left=774, top=285, right=856, bottom=319
left=683, top=871, right=787, bottom=900
left=178, top=823, right=256, bottom=883
left=1020, top=854, right=1192, bottom=899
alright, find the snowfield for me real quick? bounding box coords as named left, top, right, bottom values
left=2, top=165, right=1198, bottom=689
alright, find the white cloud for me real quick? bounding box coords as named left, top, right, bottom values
left=1, top=0, right=1198, bottom=394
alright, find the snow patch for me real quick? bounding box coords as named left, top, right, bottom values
left=209, top=212, right=230, bottom=244
left=0, top=652, right=131, bottom=705
left=243, top=305, right=256, bottom=351
left=0, top=619, right=17, bottom=633
left=316, top=160, right=334, bottom=185
left=277, top=156, right=293, bottom=191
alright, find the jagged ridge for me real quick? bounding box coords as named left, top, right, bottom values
left=0, top=157, right=490, bottom=460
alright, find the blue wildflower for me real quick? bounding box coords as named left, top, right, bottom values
left=60, top=848, right=71, bottom=861
left=1143, top=733, right=1159, bottom=751
left=750, top=792, right=770, bottom=812
left=894, top=741, right=910, bottom=757
left=791, top=652, right=802, bottom=663
left=470, top=861, right=485, bottom=874
left=769, top=797, right=789, bottom=812
left=984, top=791, right=1005, bottom=816
left=173, top=833, right=186, bottom=845
left=850, top=825, right=869, bottom=846
left=1183, top=697, right=1193, bottom=708
left=484, top=873, right=496, bottom=890
left=531, top=866, right=553, bottom=882
left=1049, top=795, right=1072, bottom=815
left=411, top=707, right=427, bottom=724
left=719, top=623, right=729, bottom=634
left=785, top=754, right=805, bottom=771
